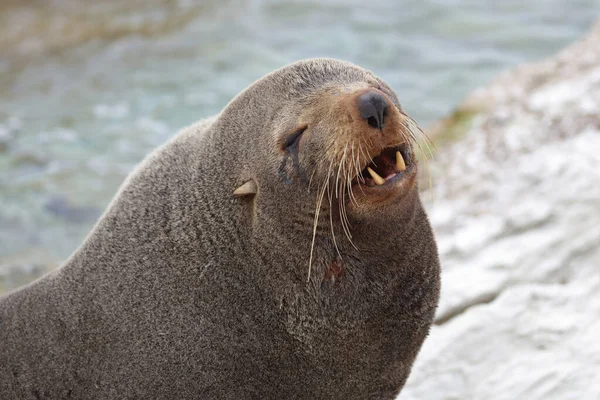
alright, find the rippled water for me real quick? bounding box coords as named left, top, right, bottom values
left=0, top=0, right=599, bottom=290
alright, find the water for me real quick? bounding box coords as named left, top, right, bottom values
left=0, top=0, right=598, bottom=290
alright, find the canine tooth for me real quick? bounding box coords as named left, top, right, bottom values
left=396, top=151, right=406, bottom=171
left=367, top=167, right=385, bottom=185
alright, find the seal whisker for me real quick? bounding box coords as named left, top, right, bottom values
left=342, top=178, right=359, bottom=251
left=347, top=147, right=360, bottom=207
left=401, top=117, right=433, bottom=192
left=308, top=159, right=334, bottom=281
left=327, top=176, right=342, bottom=260
left=335, top=144, right=348, bottom=199
left=342, top=176, right=352, bottom=227
left=350, top=144, right=361, bottom=184
left=337, top=187, right=349, bottom=238
left=308, top=180, right=328, bottom=281
left=399, top=119, right=416, bottom=146
left=417, top=130, right=436, bottom=161
left=402, top=113, right=437, bottom=161
left=340, top=159, right=352, bottom=222
left=346, top=147, right=360, bottom=207
left=338, top=165, right=357, bottom=250
left=308, top=169, right=318, bottom=192
left=331, top=143, right=358, bottom=247
left=337, top=178, right=351, bottom=238
left=351, top=145, right=358, bottom=178
left=353, top=143, right=365, bottom=194
left=309, top=141, right=337, bottom=192
left=342, top=164, right=354, bottom=207
left=404, top=112, right=437, bottom=154
left=324, top=154, right=344, bottom=260
left=356, top=144, right=369, bottom=196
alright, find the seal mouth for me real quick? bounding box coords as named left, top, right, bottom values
left=352, top=143, right=413, bottom=188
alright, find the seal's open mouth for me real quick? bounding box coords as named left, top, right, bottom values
left=353, top=144, right=412, bottom=187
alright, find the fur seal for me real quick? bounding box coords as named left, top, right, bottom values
left=0, top=59, right=440, bottom=399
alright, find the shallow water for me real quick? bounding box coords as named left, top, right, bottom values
left=0, top=0, right=599, bottom=290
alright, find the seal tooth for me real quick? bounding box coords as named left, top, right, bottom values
left=366, top=167, right=385, bottom=186
left=396, top=151, right=406, bottom=171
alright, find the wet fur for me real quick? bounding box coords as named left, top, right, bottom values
left=0, top=59, right=440, bottom=399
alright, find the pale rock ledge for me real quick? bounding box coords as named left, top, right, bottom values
left=402, top=20, right=600, bottom=400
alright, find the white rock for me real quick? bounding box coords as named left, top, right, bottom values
left=401, top=21, right=600, bottom=400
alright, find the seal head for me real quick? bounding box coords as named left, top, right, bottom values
left=224, top=59, right=427, bottom=276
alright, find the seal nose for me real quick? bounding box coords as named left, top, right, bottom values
left=357, top=91, right=388, bottom=130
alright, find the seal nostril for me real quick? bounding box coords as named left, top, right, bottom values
left=357, top=91, right=388, bottom=130
left=367, top=116, right=379, bottom=129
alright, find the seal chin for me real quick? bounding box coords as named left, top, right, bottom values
left=350, top=143, right=417, bottom=202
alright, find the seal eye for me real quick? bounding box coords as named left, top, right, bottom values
left=283, top=126, right=307, bottom=153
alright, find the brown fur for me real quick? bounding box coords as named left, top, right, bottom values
left=0, top=59, right=440, bottom=399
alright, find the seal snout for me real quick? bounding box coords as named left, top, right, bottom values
left=357, top=91, right=389, bottom=130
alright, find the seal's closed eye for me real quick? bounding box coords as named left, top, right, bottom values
left=283, top=126, right=307, bottom=152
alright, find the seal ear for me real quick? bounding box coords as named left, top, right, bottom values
left=233, top=180, right=257, bottom=197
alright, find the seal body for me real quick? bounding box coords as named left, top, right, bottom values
left=0, top=59, right=440, bottom=399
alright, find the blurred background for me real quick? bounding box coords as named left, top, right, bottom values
left=1, top=0, right=598, bottom=292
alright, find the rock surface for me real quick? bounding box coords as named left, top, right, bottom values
left=402, top=21, right=600, bottom=400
